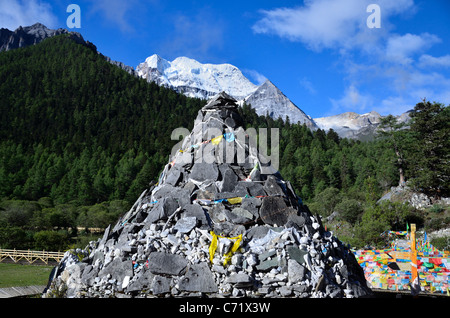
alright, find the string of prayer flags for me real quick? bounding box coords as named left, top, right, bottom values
left=179, top=132, right=236, bottom=153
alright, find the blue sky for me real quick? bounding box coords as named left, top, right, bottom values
left=1, top=0, right=450, bottom=118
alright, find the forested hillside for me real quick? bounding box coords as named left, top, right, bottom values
left=0, top=35, right=448, bottom=251
left=0, top=34, right=205, bottom=205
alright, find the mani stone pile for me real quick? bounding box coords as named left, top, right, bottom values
left=43, top=92, right=372, bottom=299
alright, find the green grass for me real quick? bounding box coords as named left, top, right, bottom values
left=0, top=263, right=53, bottom=288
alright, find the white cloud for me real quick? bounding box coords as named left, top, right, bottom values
left=87, top=0, right=140, bottom=33
left=159, top=10, right=226, bottom=61
left=299, top=77, right=317, bottom=95
left=385, top=33, right=441, bottom=65
left=329, top=84, right=374, bottom=114
left=252, top=0, right=416, bottom=52
left=418, top=54, right=450, bottom=68
left=0, top=0, right=58, bottom=30
left=242, top=69, right=267, bottom=85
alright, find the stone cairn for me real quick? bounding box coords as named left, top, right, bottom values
left=43, top=92, right=372, bottom=298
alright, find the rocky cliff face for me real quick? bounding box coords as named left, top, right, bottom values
left=0, top=23, right=80, bottom=52
left=43, top=92, right=372, bottom=299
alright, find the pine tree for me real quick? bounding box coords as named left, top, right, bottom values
left=409, top=100, right=449, bottom=197
left=377, top=114, right=410, bottom=187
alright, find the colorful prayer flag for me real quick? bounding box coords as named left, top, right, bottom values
left=227, top=197, right=243, bottom=204
left=211, top=135, right=223, bottom=145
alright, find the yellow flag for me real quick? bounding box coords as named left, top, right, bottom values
left=211, top=135, right=223, bottom=145
left=227, top=197, right=242, bottom=204
left=209, top=232, right=218, bottom=263
left=223, top=234, right=243, bottom=265
left=209, top=231, right=243, bottom=265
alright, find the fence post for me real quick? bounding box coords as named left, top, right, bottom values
left=410, top=224, right=420, bottom=296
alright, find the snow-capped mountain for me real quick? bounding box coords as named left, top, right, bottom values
left=314, top=111, right=412, bottom=140
left=244, top=79, right=317, bottom=129
left=136, top=54, right=258, bottom=100
left=136, top=54, right=317, bottom=128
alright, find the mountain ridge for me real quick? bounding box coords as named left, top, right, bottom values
left=136, top=53, right=318, bottom=128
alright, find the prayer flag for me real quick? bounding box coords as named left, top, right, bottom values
left=224, top=132, right=235, bottom=142
left=211, top=135, right=223, bottom=145
left=227, top=197, right=243, bottom=204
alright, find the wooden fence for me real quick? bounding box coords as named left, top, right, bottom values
left=0, top=249, right=65, bottom=265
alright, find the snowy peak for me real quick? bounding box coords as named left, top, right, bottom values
left=314, top=111, right=382, bottom=131
left=136, top=54, right=258, bottom=100
left=314, top=110, right=412, bottom=141
left=245, top=79, right=317, bottom=129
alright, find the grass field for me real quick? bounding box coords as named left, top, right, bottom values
left=0, top=263, right=53, bottom=288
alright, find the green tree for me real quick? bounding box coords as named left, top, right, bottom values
left=34, top=230, right=69, bottom=251
left=409, top=100, right=450, bottom=197
left=378, top=114, right=410, bottom=186
left=335, top=198, right=363, bottom=224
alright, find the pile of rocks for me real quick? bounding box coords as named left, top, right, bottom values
left=43, top=92, right=372, bottom=298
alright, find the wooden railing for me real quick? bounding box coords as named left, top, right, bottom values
left=0, top=249, right=65, bottom=265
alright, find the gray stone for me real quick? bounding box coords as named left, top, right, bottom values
left=279, top=285, right=292, bottom=297
left=152, top=184, right=190, bottom=208
left=213, top=221, right=245, bottom=237
left=314, top=275, right=326, bottom=292
left=217, top=166, right=239, bottom=192
left=241, top=197, right=261, bottom=218
left=227, top=207, right=253, bottom=224
left=209, top=202, right=228, bottom=223
left=263, top=175, right=285, bottom=196
left=259, top=196, right=295, bottom=226
left=182, top=204, right=209, bottom=229
left=259, top=249, right=276, bottom=261
left=225, top=273, right=253, bottom=288
left=256, top=258, right=278, bottom=272
left=151, top=275, right=171, bottom=295
left=148, top=252, right=188, bottom=276
left=144, top=197, right=179, bottom=224
left=174, top=217, right=197, bottom=234
left=127, top=269, right=153, bottom=293
left=286, top=214, right=306, bottom=229
left=246, top=225, right=270, bottom=240
left=165, top=166, right=182, bottom=186
left=239, top=181, right=266, bottom=197
left=178, top=262, right=218, bottom=293
left=232, top=183, right=250, bottom=198
left=98, top=258, right=133, bottom=284
left=80, top=265, right=99, bottom=286
left=288, top=259, right=307, bottom=283
left=189, top=163, right=219, bottom=182
left=287, top=246, right=308, bottom=265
